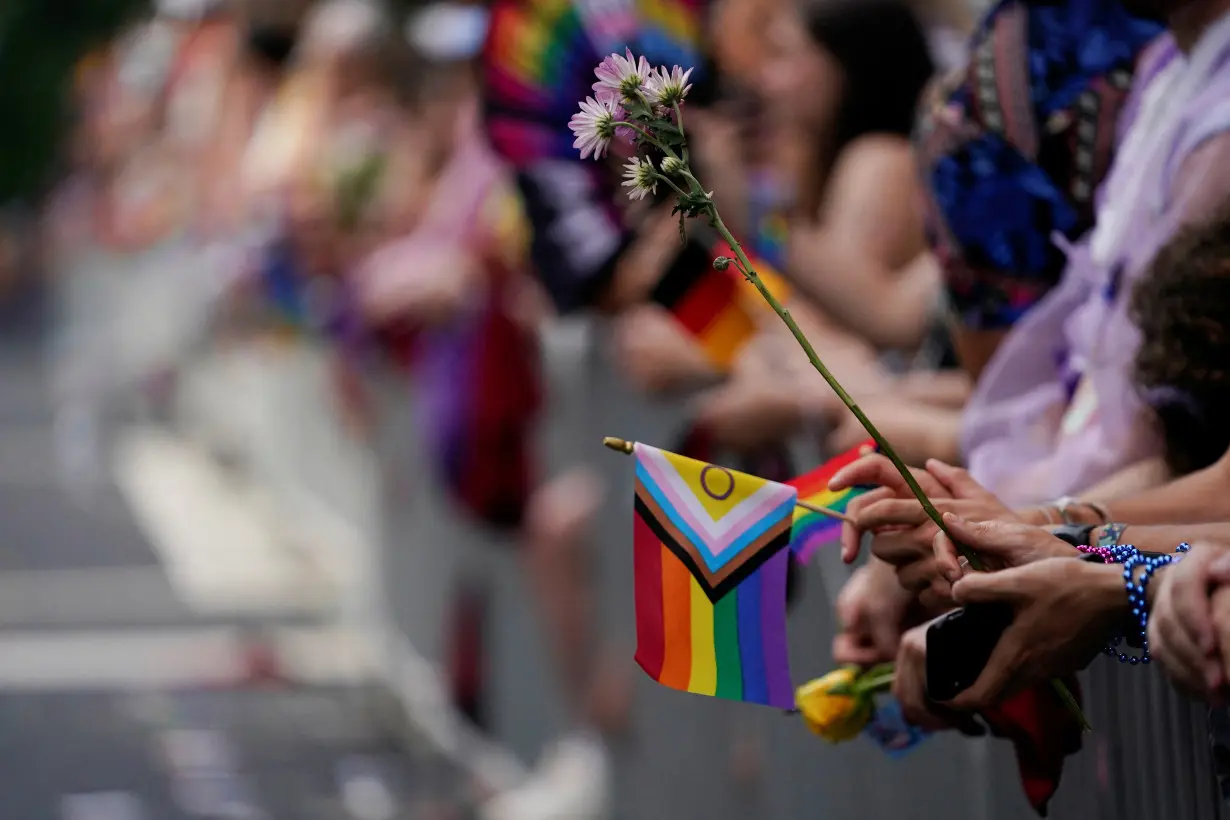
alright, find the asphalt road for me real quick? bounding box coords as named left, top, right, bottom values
left=0, top=286, right=461, bottom=820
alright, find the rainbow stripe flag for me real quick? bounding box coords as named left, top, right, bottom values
left=787, top=440, right=880, bottom=564
left=632, top=443, right=796, bottom=708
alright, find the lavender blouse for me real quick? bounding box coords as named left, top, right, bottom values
left=962, top=18, right=1230, bottom=505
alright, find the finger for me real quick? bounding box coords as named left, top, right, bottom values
left=840, top=487, right=894, bottom=563
left=870, top=530, right=931, bottom=569
left=946, top=632, right=1023, bottom=711
left=1172, top=567, right=1217, bottom=656
left=925, top=460, right=993, bottom=500
left=897, top=558, right=940, bottom=594
left=918, top=586, right=955, bottom=613
left=829, top=454, right=902, bottom=493
left=1151, top=612, right=1216, bottom=697
left=941, top=514, right=1051, bottom=565
left=1207, top=552, right=1230, bottom=585
left=830, top=455, right=946, bottom=498
left=855, top=498, right=934, bottom=532
left=832, top=632, right=887, bottom=668
left=950, top=569, right=1022, bottom=606
left=868, top=609, right=904, bottom=659
left=893, top=663, right=948, bottom=732
left=933, top=529, right=964, bottom=586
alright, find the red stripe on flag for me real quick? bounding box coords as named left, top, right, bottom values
left=633, top=509, right=665, bottom=681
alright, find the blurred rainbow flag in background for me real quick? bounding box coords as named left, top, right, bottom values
left=787, top=440, right=879, bottom=564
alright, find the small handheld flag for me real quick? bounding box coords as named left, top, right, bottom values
left=629, top=441, right=797, bottom=708
left=787, top=440, right=880, bottom=564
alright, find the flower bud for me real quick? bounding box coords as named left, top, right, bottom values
left=660, top=155, right=685, bottom=177
left=713, top=256, right=732, bottom=271
left=796, top=668, right=874, bottom=743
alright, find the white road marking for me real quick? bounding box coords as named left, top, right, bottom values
left=0, top=626, right=377, bottom=690
left=112, top=429, right=334, bottom=616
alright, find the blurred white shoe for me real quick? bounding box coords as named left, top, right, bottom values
left=479, top=732, right=610, bottom=820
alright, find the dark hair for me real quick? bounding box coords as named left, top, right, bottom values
left=803, top=0, right=934, bottom=154
left=1131, top=208, right=1230, bottom=476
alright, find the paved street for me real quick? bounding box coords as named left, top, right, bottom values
left=0, top=286, right=461, bottom=820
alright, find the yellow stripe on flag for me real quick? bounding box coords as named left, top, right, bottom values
left=688, top=575, right=718, bottom=696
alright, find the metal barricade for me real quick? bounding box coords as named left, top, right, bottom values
left=110, top=263, right=1229, bottom=819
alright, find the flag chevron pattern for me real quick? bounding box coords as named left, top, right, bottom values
left=633, top=444, right=797, bottom=602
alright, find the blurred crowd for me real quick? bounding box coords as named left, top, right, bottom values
left=25, top=0, right=1230, bottom=814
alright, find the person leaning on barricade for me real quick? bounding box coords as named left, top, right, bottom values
left=821, top=202, right=1230, bottom=806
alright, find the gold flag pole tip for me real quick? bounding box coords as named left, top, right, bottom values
left=603, top=437, right=634, bottom=454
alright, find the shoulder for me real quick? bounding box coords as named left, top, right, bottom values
left=828, top=136, right=917, bottom=198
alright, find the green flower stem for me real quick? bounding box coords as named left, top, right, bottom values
left=854, top=670, right=896, bottom=696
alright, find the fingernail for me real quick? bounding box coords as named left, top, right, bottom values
left=1212, top=553, right=1230, bottom=574
left=943, top=512, right=957, bottom=523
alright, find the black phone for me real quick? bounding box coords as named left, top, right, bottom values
left=925, top=602, right=1015, bottom=703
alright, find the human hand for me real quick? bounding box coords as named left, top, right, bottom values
left=612, top=304, right=718, bottom=394
left=832, top=558, right=914, bottom=667
left=690, top=376, right=803, bottom=452
left=943, top=558, right=1123, bottom=711
left=932, top=515, right=1074, bottom=585
left=893, top=620, right=986, bottom=734
left=825, top=401, right=960, bottom=467
left=831, top=456, right=1020, bottom=598
left=853, top=463, right=1023, bottom=594
left=829, top=453, right=949, bottom=564
left=356, top=239, right=480, bottom=327
left=1149, top=544, right=1230, bottom=699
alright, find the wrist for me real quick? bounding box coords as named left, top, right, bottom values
left=1080, top=560, right=1136, bottom=638
left=1018, top=506, right=1057, bottom=527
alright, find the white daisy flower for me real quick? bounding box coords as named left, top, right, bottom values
left=569, top=96, right=621, bottom=160
left=621, top=156, right=658, bottom=201
left=593, top=48, right=653, bottom=104
left=647, top=65, right=693, bottom=106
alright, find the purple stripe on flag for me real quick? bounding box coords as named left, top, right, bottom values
left=759, top=549, right=793, bottom=709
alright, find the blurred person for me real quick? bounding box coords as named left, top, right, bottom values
left=828, top=205, right=1230, bottom=718
left=761, top=0, right=938, bottom=353
left=829, top=0, right=1230, bottom=517
left=352, top=8, right=626, bottom=818
left=821, top=0, right=1163, bottom=463
left=46, top=24, right=188, bottom=504
left=954, top=0, right=1230, bottom=506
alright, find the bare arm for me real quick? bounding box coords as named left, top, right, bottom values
left=787, top=139, right=937, bottom=350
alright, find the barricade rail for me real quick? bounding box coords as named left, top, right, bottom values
left=58, top=241, right=1227, bottom=820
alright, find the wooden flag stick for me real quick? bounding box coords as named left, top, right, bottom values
left=603, top=437, right=855, bottom=525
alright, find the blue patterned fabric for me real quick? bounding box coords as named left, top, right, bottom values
left=915, top=0, right=1163, bottom=330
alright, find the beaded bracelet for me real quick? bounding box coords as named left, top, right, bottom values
left=1075, top=542, right=1191, bottom=665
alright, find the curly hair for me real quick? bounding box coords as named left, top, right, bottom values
left=1131, top=207, right=1230, bottom=476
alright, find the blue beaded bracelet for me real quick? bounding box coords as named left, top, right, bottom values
left=1099, top=543, right=1190, bottom=665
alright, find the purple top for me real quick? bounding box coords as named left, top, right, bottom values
left=962, top=20, right=1230, bottom=505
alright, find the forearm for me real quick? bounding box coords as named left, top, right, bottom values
left=1091, top=522, right=1230, bottom=552
left=795, top=246, right=939, bottom=351
left=1017, top=457, right=1223, bottom=528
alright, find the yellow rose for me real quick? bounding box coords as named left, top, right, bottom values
left=796, top=667, right=875, bottom=743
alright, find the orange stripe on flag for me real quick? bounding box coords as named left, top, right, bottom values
left=658, top=543, right=694, bottom=691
